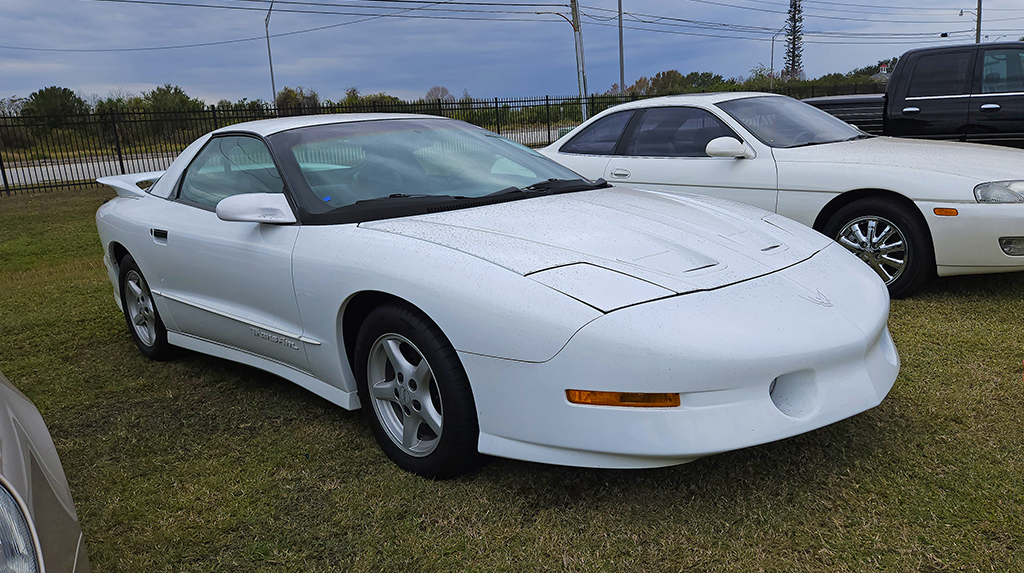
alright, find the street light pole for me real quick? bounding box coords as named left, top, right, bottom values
left=265, top=0, right=277, bottom=106
left=570, top=0, right=589, bottom=120
left=538, top=4, right=589, bottom=121
left=975, top=0, right=982, bottom=44
left=618, top=0, right=625, bottom=97
left=770, top=25, right=785, bottom=91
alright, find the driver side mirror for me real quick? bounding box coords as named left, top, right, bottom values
left=216, top=193, right=297, bottom=225
left=705, top=137, right=755, bottom=159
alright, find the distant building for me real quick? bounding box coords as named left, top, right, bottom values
left=870, top=63, right=891, bottom=84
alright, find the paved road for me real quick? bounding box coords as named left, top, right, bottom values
left=1, top=125, right=572, bottom=192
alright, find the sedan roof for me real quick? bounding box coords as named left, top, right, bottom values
left=211, top=113, right=447, bottom=137
left=607, top=92, right=786, bottom=111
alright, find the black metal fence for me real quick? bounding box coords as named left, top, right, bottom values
left=0, top=83, right=880, bottom=196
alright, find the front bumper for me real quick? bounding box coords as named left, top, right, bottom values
left=920, top=201, right=1024, bottom=276
left=463, top=244, right=899, bottom=469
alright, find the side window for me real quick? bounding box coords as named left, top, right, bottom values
left=981, top=48, right=1024, bottom=94
left=624, top=107, right=740, bottom=158
left=560, top=111, right=632, bottom=155
left=908, top=51, right=973, bottom=97
left=178, top=136, right=284, bottom=209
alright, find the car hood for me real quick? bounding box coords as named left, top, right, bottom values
left=360, top=187, right=832, bottom=309
left=773, top=136, right=1024, bottom=181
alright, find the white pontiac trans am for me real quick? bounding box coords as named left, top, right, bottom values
left=95, top=114, right=899, bottom=477
left=541, top=93, right=1024, bottom=298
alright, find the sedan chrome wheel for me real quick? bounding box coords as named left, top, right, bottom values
left=366, top=333, right=443, bottom=457
left=837, top=215, right=908, bottom=285
left=124, top=270, right=157, bottom=347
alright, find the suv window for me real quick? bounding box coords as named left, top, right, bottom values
left=179, top=136, right=285, bottom=209
left=908, top=51, right=973, bottom=97
left=981, top=48, right=1024, bottom=94
left=560, top=111, right=632, bottom=155
left=624, top=107, right=740, bottom=157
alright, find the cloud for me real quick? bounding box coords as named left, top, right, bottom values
left=1, top=0, right=1015, bottom=102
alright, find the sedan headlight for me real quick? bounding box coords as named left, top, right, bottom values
left=0, top=481, right=41, bottom=573
left=974, top=181, right=1024, bottom=203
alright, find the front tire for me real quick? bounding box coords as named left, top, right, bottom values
left=118, top=255, right=175, bottom=360
left=354, top=302, right=480, bottom=478
left=823, top=197, right=933, bottom=299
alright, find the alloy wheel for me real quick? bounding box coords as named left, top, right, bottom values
left=366, top=333, right=443, bottom=457
left=836, top=215, right=908, bottom=285
left=124, top=270, right=157, bottom=347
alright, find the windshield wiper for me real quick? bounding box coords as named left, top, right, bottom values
left=486, top=178, right=610, bottom=197
left=354, top=193, right=453, bottom=205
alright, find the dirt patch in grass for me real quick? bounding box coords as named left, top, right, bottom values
left=1, top=186, right=1023, bottom=571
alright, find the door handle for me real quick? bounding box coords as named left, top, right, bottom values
left=902, top=107, right=921, bottom=115
left=980, top=103, right=1002, bottom=112
left=151, top=228, right=168, bottom=242
left=609, top=168, right=631, bottom=178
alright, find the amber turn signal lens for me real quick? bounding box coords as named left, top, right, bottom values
left=933, top=208, right=959, bottom=216
left=566, top=389, right=681, bottom=407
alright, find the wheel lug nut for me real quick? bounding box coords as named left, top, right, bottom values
left=412, top=400, right=421, bottom=411
left=397, top=372, right=404, bottom=383
left=408, top=380, right=417, bottom=391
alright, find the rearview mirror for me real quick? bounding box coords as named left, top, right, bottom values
left=216, top=193, right=297, bottom=224
left=706, top=137, right=754, bottom=159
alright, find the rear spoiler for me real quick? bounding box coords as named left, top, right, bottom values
left=96, top=171, right=165, bottom=198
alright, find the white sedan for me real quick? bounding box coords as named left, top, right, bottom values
left=541, top=93, right=1024, bottom=297
left=96, top=114, right=898, bottom=477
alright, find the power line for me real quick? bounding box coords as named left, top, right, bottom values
left=669, top=0, right=1024, bottom=25
left=586, top=20, right=974, bottom=45
left=94, top=0, right=567, bottom=17
left=1, top=0, right=563, bottom=52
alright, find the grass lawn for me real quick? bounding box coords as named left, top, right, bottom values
left=1, top=185, right=1023, bottom=572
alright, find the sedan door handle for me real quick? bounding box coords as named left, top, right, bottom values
left=151, top=228, right=168, bottom=243
left=980, top=103, right=1002, bottom=112
left=609, top=168, right=631, bottom=179
left=902, top=107, right=921, bottom=115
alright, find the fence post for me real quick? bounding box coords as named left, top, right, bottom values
left=112, top=112, right=126, bottom=175
left=810, top=86, right=815, bottom=98
left=546, top=95, right=552, bottom=144
left=494, top=97, right=500, bottom=134
left=436, top=98, right=443, bottom=118
left=0, top=147, right=9, bottom=196
left=211, top=105, right=220, bottom=129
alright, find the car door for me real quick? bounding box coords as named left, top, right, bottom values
left=968, top=46, right=1024, bottom=147
left=141, top=134, right=311, bottom=371
left=549, top=110, right=634, bottom=179
left=602, top=106, right=779, bottom=211
left=889, top=48, right=975, bottom=140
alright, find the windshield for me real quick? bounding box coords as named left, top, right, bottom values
left=268, top=118, right=586, bottom=222
left=717, top=96, right=865, bottom=148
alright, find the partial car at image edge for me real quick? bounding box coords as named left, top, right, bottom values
left=0, top=370, right=91, bottom=573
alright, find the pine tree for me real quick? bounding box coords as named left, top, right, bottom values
left=783, top=0, right=804, bottom=80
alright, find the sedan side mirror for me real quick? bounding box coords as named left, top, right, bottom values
left=216, top=193, right=297, bottom=224
left=706, top=137, right=755, bottom=159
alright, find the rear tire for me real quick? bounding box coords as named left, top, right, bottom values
left=823, top=197, right=933, bottom=299
left=354, top=301, right=480, bottom=478
left=118, top=255, right=175, bottom=360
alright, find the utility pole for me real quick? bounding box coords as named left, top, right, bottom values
left=570, top=0, right=589, bottom=120
left=265, top=0, right=277, bottom=106
left=770, top=26, right=785, bottom=91
left=975, top=0, right=982, bottom=44
left=618, top=0, right=625, bottom=97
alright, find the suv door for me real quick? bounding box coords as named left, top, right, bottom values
left=142, top=135, right=311, bottom=371
left=602, top=106, right=779, bottom=211
left=890, top=48, right=975, bottom=140
left=968, top=46, right=1024, bottom=147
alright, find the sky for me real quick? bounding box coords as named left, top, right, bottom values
left=1, top=0, right=1022, bottom=104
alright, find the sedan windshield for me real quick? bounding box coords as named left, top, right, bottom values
left=268, top=118, right=592, bottom=223
left=717, top=96, right=865, bottom=148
